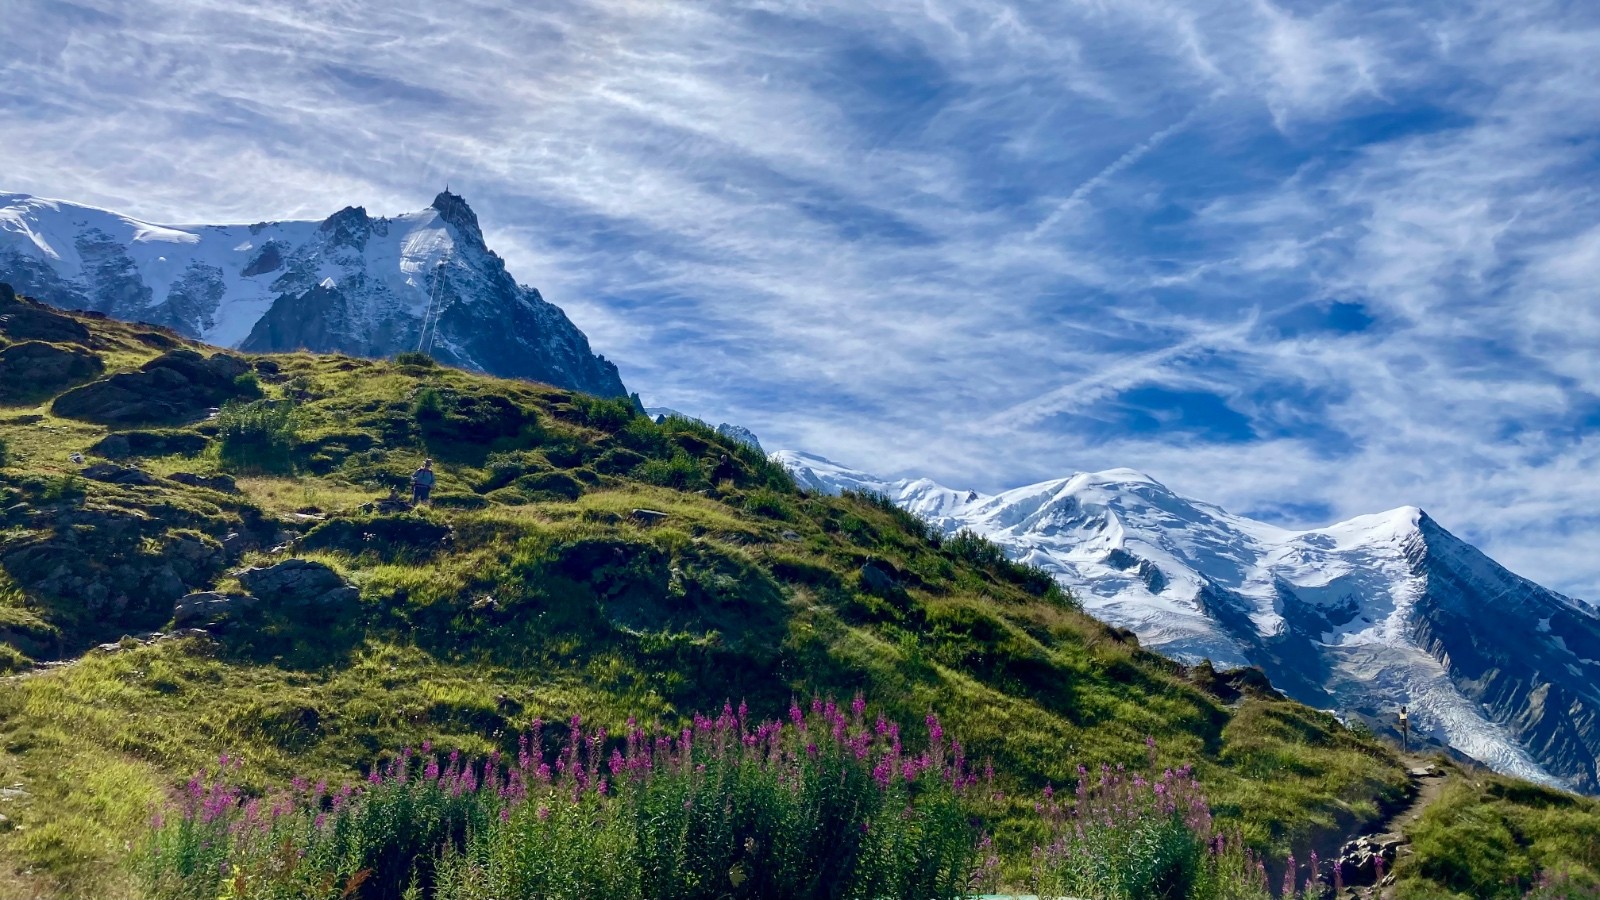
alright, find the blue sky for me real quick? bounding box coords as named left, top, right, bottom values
left=4, top=0, right=1600, bottom=598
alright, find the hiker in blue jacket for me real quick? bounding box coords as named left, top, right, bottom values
left=411, top=459, right=436, bottom=505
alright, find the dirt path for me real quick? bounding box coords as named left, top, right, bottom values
left=1323, top=755, right=1454, bottom=899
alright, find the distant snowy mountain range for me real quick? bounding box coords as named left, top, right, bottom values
left=777, top=450, right=1600, bottom=795
left=644, top=407, right=763, bottom=452
left=0, top=191, right=626, bottom=397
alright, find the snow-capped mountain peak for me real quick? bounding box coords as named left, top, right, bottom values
left=777, top=451, right=1600, bottom=795
left=0, top=190, right=626, bottom=397
left=644, top=407, right=764, bottom=452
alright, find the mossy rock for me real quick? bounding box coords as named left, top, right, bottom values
left=594, top=447, right=647, bottom=475
left=301, top=515, right=453, bottom=559
left=0, top=289, right=93, bottom=345
left=298, top=431, right=380, bottom=473
left=0, top=341, right=104, bottom=405
left=483, top=486, right=529, bottom=506
left=51, top=349, right=254, bottom=426
left=91, top=428, right=210, bottom=459
left=429, top=491, right=489, bottom=510
left=514, top=471, right=585, bottom=500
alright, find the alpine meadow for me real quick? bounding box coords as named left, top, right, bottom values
left=2, top=287, right=1599, bottom=899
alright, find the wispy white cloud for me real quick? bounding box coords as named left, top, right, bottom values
left=3, top=0, right=1599, bottom=597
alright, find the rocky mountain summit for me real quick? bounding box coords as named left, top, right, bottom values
left=0, top=191, right=627, bottom=397
left=776, top=450, right=1600, bottom=795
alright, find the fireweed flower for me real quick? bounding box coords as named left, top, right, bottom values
left=146, top=700, right=997, bottom=900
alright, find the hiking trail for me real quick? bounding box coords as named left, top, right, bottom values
left=1321, top=754, right=1455, bottom=899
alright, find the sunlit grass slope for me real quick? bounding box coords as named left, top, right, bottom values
left=0, top=296, right=1416, bottom=897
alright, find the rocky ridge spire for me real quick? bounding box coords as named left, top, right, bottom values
left=430, top=190, right=485, bottom=248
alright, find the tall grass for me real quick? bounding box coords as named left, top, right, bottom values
left=112, top=702, right=1600, bottom=900
left=139, top=700, right=989, bottom=900
left=215, top=399, right=300, bottom=474
left=1026, top=740, right=1281, bottom=900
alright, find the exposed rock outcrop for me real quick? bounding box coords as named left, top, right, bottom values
left=167, top=472, right=239, bottom=494
left=52, top=349, right=253, bottom=425
left=0, top=341, right=104, bottom=404
left=0, top=508, right=225, bottom=647
left=172, top=591, right=257, bottom=629
left=236, top=559, right=359, bottom=609
left=80, top=462, right=159, bottom=486
left=0, top=283, right=93, bottom=344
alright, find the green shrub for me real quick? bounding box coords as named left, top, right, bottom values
left=232, top=372, right=262, bottom=397
left=633, top=450, right=707, bottom=491
left=413, top=388, right=536, bottom=460
left=414, top=385, right=445, bottom=421
left=594, top=447, right=648, bottom=475
left=0, top=434, right=7, bottom=467
left=476, top=450, right=548, bottom=492
left=571, top=394, right=638, bottom=432
left=846, top=489, right=936, bottom=543
left=430, top=491, right=489, bottom=510
left=215, top=399, right=300, bottom=474
left=513, top=471, right=584, bottom=501
left=0, top=642, right=29, bottom=674
left=39, top=473, right=86, bottom=504
left=395, top=351, right=439, bottom=368
left=743, top=488, right=795, bottom=520
left=945, top=529, right=1007, bottom=568
left=1397, top=777, right=1600, bottom=899
left=946, top=529, right=1078, bottom=607
left=619, top=415, right=668, bottom=453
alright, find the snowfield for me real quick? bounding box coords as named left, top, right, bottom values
left=0, top=191, right=627, bottom=398
left=776, top=450, right=1600, bottom=792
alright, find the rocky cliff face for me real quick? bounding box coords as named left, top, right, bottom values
left=776, top=451, right=1600, bottom=794
left=0, top=191, right=627, bottom=398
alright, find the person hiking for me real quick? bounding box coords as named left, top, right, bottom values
left=411, top=459, right=436, bottom=505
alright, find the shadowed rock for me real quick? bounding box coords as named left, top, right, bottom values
left=0, top=341, right=104, bottom=404
left=173, top=591, right=257, bottom=629
left=0, top=284, right=94, bottom=345
left=237, top=559, right=359, bottom=608
left=52, top=349, right=253, bottom=425
left=81, top=462, right=159, bottom=486
left=92, top=429, right=210, bottom=459
left=858, top=560, right=902, bottom=596
left=167, top=472, right=239, bottom=494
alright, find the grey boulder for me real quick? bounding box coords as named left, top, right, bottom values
left=173, top=592, right=257, bottom=628
left=237, top=559, right=358, bottom=607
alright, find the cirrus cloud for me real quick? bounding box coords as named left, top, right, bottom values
left=3, top=0, right=1598, bottom=598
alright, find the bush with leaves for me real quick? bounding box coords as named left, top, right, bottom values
left=633, top=450, right=707, bottom=492
left=395, top=351, right=439, bottom=368
left=743, top=488, right=795, bottom=520
left=215, top=399, right=300, bottom=474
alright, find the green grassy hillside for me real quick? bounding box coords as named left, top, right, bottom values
left=0, top=289, right=1497, bottom=898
